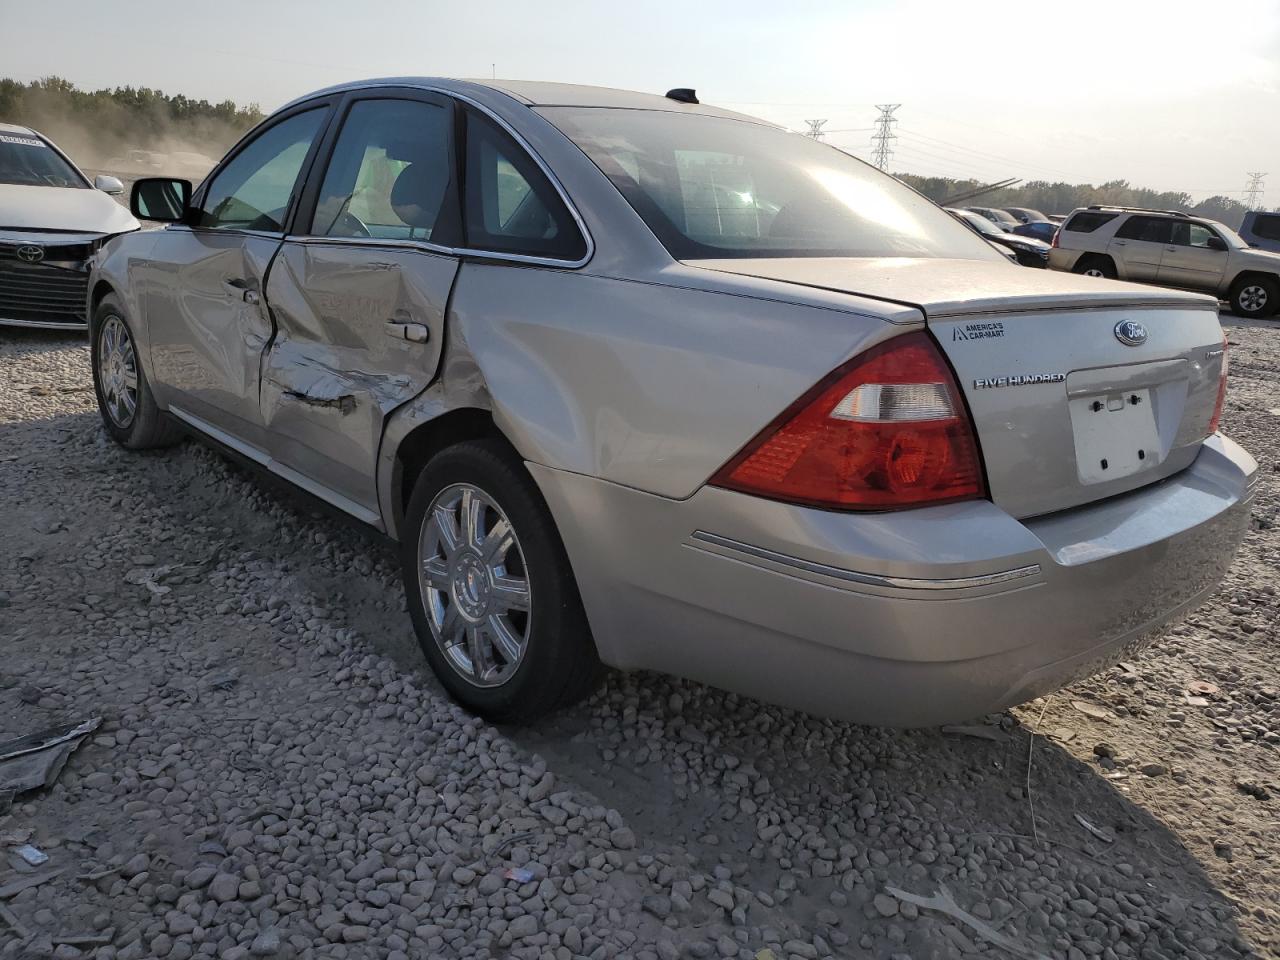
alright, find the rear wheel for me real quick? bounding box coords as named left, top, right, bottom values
left=401, top=439, right=600, bottom=722
left=90, top=297, right=182, bottom=449
left=1073, top=256, right=1116, bottom=279
left=1229, top=276, right=1279, bottom=318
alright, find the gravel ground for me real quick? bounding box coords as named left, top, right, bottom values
left=0, top=316, right=1276, bottom=960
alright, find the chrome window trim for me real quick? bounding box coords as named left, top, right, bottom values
left=163, top=224, right=286, bottom=241
left=288, top=83, right=595, bottom=270
left=689, top=530, right=1042, bottom=592
left=285, top=234, right=585, bottom=270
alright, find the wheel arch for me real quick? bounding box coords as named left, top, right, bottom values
left=1076, top=252, right=1117, bottom=275
left=383, top=406, right=512, bottom=540
left=1229, top=268, right=1280, bottom=289
left=89, top=279, right=118, bottom=317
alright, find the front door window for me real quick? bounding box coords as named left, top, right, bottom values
left=198, top=109, right=326, bottom=232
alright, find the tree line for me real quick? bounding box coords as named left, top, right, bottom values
left=1, top=77, right=1260, bottom=231
left=0, top=76, right=264, bottom=170
left=896, top=173, right=1255, bottom=230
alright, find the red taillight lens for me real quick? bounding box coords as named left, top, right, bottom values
left=1050, top=228, right=1060, bottom=248
left=1207, top=333, right=1228, bottom=435
left=711, top=332, right=986, bottom=510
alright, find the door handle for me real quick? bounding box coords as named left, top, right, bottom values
left=1112, top=240, right=1127, bottom=246
left=224, top=278, right=260, bottom=305
left=386, top=321, right=429, bottom=343
left=1165, top=246, right=1176, bottom=252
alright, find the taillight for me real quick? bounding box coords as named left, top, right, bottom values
left=1207, top=333, right=1228, bottom=435
left=1050, top=229, right=1060, bottom=248
left=711, top=332, right=986, bottom=510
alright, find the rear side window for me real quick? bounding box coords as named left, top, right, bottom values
left=1115, top=215, right=1173, bottom=244
left=463, top=111, right=586, bottom=261
left=1251, top=213, right=1280, bottom=241
left=310, top=98, right=456, bottom=243
left=1063, top=211, right=1118, bottom=233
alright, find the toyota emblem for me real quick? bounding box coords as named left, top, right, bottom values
left=16, top=244, right=44, bottom=264
left=1114, top=319, right=1148, bottom=347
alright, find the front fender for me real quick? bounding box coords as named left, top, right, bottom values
left=90, top=228, right=162, bottom=378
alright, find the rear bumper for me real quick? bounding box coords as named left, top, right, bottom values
left=531, top=434, right=1256, bottom=726
left=1048, top=248, right=1083, bottom=271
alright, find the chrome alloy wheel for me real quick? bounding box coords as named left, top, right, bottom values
left=418, top=483, right=531, bottom=687
left=98, top=315, right=138, bottom=428
left=1239, top=284, right=1268, bottom=313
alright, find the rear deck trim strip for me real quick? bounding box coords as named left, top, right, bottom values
left=689, top=530, right=1041, bottom=591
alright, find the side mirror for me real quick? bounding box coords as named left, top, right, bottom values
left=1206, top=236, right=1227, bottom=251
left=131, top=177, right=193, bottom=223
left=94, top=174, right=125, bottom=195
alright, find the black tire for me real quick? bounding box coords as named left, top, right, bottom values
left=90, top=296, right=183, bottom=449
left=1228, top=275, right=1279, bottom=319
left=1073, top=256, right=1117, bottom=280
left=401, top=438, right=601, bottom=723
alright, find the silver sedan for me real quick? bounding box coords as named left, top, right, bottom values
left=90, top=79, right=1256, bottom=725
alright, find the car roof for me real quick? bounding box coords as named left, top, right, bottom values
left=0, top=121, right=39, bottom=136
left=277, top=77, right=768, bottom=124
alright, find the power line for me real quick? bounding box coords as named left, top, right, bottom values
left=1244, top=172, right=1268, bottom=210
left=895, top=131, right=1083, bottom=182
left=803, top=119, right=828, bottom=140
left=870, top=104, right=900, bottom=170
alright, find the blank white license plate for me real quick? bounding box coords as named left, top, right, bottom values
left=1070, top=388, right=1162, bottom=484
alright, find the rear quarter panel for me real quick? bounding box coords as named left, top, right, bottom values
left=445, top=262, right=909, bottom=498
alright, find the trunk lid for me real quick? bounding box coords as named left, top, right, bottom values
left=689, top=258, right=1226, bottom=519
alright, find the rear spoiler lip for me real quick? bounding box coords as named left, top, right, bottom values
left=926, top=295, right=1220, bottom=320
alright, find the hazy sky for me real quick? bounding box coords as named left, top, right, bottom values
left=4, top=0, right=1277, bottom=206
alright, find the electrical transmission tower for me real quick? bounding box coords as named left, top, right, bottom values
left=1244, top=172, right=1267, bottom=210
left=870, top=104, right=900, bottom=170
left=804, top=119, right=828, bottom=140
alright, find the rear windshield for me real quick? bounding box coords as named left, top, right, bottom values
left=1063, top=211, right=1118, bottom=233
left=540, top=107, right=999, bottom=261
left=0, top=133, right=85, bottom=188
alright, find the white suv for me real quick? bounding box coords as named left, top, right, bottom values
left=1048, top=205, right=1280, bottom=318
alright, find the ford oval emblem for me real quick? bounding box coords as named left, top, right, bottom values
left=16, top=244, right=44, bottom=264
left=1114, top=319, right=1148, bottom=347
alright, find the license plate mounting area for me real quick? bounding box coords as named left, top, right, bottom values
left=1069, top=387, right=1162, bottom=484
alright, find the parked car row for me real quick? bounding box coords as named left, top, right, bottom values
left=946, top=207, right=1050, bottom=267
left=1049, top=205, right=1280, bottom=317
left=959, top=199, right=1280, bottom=311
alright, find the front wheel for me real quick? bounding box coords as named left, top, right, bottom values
left=1229, top=276, right=1279, bottom=318
left=401, top=439, right=601, bottom=722
left=90, top=297, right=183, bottom=449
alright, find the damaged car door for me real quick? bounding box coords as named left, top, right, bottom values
left=144, top=103, right=332, bottom=446
left=261, top=93, right=460, bottom=517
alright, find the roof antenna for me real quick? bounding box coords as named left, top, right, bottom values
left=665, top=88, right=698, bottom=104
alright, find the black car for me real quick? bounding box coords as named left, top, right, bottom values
left=947, top=208, right=1050, bottom=268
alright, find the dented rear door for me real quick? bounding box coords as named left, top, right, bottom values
left=260, top=92, right=461, bottom=514
left=262, top=243, right=456, bottom=510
